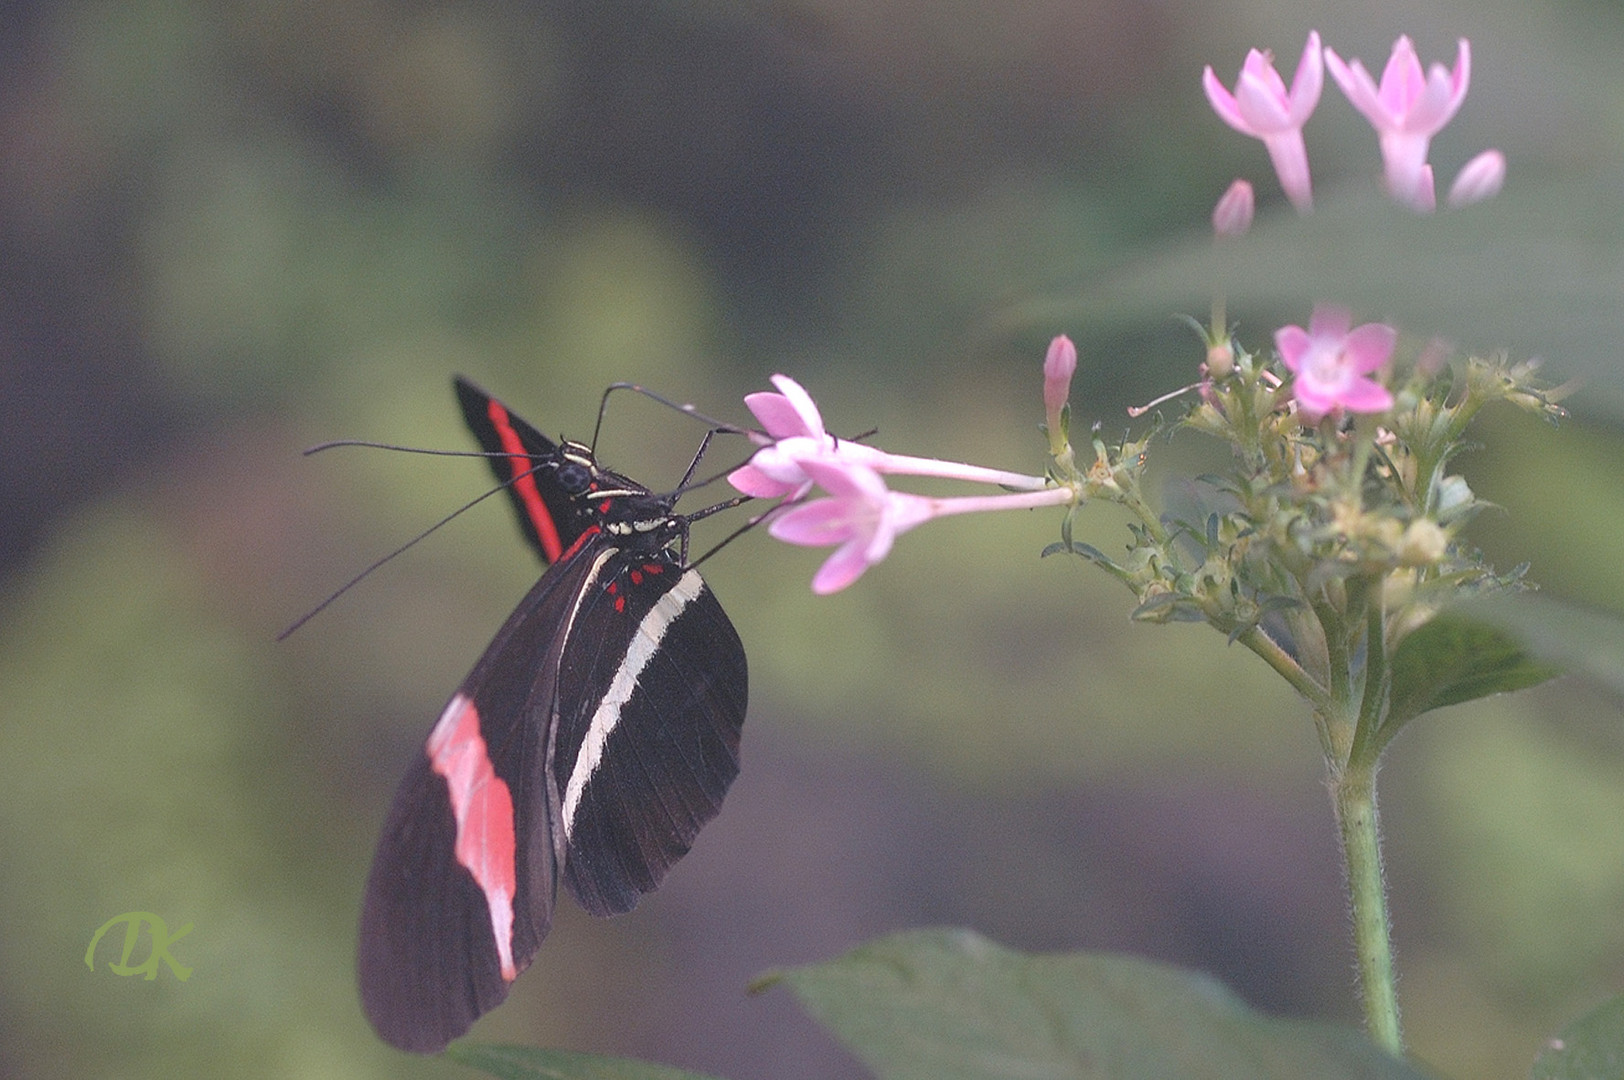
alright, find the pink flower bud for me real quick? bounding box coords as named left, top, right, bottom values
left=1212, top=179, right=1255, bottom=237
left=1044, top=335, right=1077, bottom=448
left=1447, top=149, right=1505, bottom=207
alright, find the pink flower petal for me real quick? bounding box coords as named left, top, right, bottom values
left=744, top=392, right=810, bottom=439
left=1344, top=321, right=1399, bottom=374
left=768, top=498, right=860, bottom=547
left=1275, top=324, right=1312, bottom=372
left=1285, top=31, right=1326, bottom=125
left=727, top=463, right=797, bottom=499
left=1307, top=304, right=1352, bottom=340
left=811, top=540, right=873, bottom=595
left=767, top=375, right=826, bottom=439
left=1336, top=378, right=1395, bottom=413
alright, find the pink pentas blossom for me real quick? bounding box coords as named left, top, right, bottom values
left=1447, top=149, right=1505, bottom=207
left=768, top=459, right=937, bottom=594
left=1203, top=31, right=1324, bottom=212
left=1325, top=37, right=1471, bottom=211
left=728, top=375, right=1050, bottom=499
left=1212, top=179, right=1255, bottom=237
left=1275, top=305, right=1397, bottom=420
left=768, top=458, right=1074, bottom=593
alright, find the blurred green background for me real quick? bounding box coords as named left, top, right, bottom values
left=2, top=1, right=1623, bottom=1078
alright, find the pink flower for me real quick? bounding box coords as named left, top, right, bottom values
left=769, top=458, right=1074, bottom=594
left=1447, top=149, right=1505, bottom=207
left=1043, top=335, right=1077, bottom=452
left=729, top=375, right=1050, bottom=499
left=1325, top=37, right=1471, bottom=212
left=1211, top=179, right=1255, bottom=237
left=768, top=460, right=937, bottom=594
left=1203, top=32, right=1324, bottom=212
left=1275, top=305, right=1396, bottom=420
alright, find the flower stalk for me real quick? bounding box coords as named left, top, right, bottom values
left=1333, top=761, right=1402, bottom=1054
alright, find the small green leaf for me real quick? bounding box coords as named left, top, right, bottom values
left=445, top=1044, right=729, bottom=1080
left=1461, top=594, right=1624, bottom=701
left=1531, top=994, right=1624, bottom=1079
left=769, top=928, right=1432, bottom=1080
left=1386, top=613, right=1561, bottom=734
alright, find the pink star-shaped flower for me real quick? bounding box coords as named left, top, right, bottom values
left=767, top=459, right=937, bottom=594
left=1275, top=305, right=1396, bottom=420
left=1203, top=31, right=1324, bottom=212
left=1325, top=37, right=1471, bottom=212
left=729, top=375, right=1051, bottom=501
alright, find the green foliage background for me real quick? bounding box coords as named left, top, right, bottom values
left=2, top=1, right=1622, bottom=1078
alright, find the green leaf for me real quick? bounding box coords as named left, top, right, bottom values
left=1386, top=613, right=1561, bottom=734
left=1459, top=594, right=1624, bottom=701
left=1531, top=994, right=1624, bottom=1079
left=445, top=1044, right=729, bottom=1080
left=765, top=928, right=1432, bottom=1080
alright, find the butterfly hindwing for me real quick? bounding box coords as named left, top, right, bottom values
left=549, top=550, right=747, bottom=915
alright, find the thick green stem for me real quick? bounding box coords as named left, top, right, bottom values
left=1332, top=763, right=1403, bottom=1055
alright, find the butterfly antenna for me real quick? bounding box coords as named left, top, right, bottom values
left=277, top=463, right=547, bottom=642
left=592, top=382, right=751, bottom=452
left=303, top=439, right=523, bottom=461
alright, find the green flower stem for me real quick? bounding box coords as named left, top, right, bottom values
left=1236, top=626, right=1330, bottom=713
left=1351, top=585, right=1390, bottom=762
left=1332, top=761, right=1403, bottom=1056
left=1312, top=598, right=1355, bottom=761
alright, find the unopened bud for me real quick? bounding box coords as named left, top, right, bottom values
left=1447, top=150, right=1506, bottom=208
left=1212, top=179, right=1255, bottom=237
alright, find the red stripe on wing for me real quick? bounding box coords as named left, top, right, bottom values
left=426, top=693, right=519, bottom=981
left=486, top=399, right=564, bottom=562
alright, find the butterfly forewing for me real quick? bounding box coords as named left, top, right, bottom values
left=455, top=376, right=605, bottom=564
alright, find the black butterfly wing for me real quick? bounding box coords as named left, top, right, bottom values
left=548, top=551, right=747, bottom=916
left=455, top=376, right=597, bottom=564
left=358, top=546, right=605, bottom=1053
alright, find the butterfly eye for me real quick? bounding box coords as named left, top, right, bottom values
left=556, top=462, right=593, bottom=494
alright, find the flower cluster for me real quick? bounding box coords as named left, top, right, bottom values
left=720, top=26, right=1567, bottom=1060
left=1204, top=31, right=1501, bottom=217
left=731, top=31, right=1547, bottom=603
